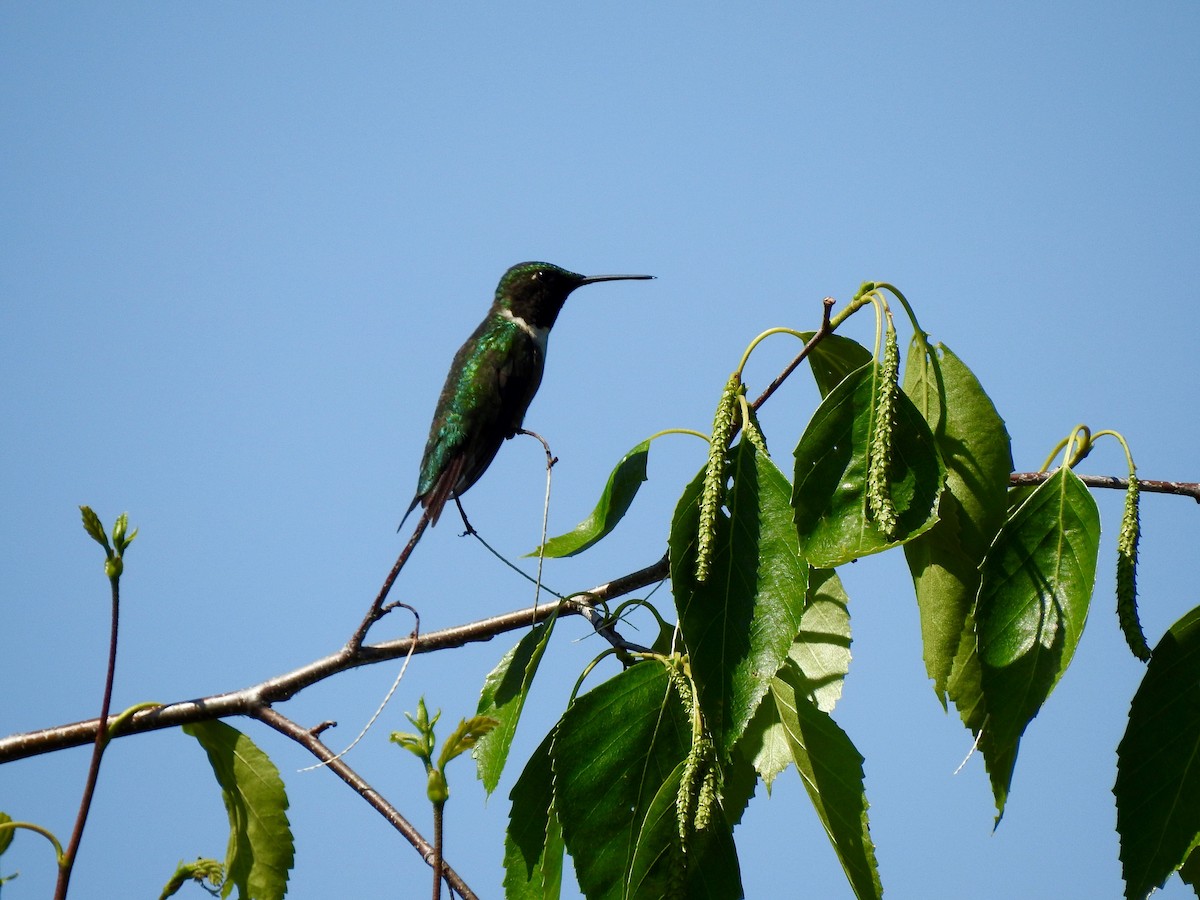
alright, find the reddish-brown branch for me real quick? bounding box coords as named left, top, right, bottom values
left=55, top=572, right=121, bottom=900
left=250, top=706, right=477, bottom=900
left=751, top=296, right=836, bottom=411
left=1009, top=472, right=1200, bottom=502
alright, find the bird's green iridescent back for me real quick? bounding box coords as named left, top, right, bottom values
left=415, top=311, right=545, bottom=501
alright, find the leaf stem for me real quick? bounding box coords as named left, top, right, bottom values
left=1092, top=429, right=1137, bottom=474
left=646, top=427, right=711, bottom=444
left=734, top=326, right=809, bottom=378
left=0, top=820, right=65, bottom=863
left=873, top=282, right=926, bottom=342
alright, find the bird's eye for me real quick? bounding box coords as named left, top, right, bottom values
left=531, top=271, right=543, bottom=281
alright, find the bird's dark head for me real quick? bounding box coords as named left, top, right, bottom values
left=495, top=261, right=653, bottom=330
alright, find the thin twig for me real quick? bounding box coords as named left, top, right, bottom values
left=461, top=525, right=567, bottom=599
left=517, top=427, right=556, bottom=620
left=1009, top=471, right=1200, bottom=502
left=432, top=798, right=445, bottom=900
left=55, top=572, right=121, bottom=899
left=300, top=604, right=421, bottom=772
left=349, top=511, right=430, bottom=652
left=750, top=297, right=836, bottom=411
left=250, top=706, right=477, bottom=900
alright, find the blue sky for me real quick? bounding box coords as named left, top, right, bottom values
left=2, top=4, right=1198, bottom=898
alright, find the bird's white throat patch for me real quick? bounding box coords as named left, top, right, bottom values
left=501, top=308, right=550, bottom=351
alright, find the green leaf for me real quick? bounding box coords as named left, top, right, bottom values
left=1115, top=605, right=1200, bottom=900
left=504, top=729, right=565, bottom=900
left=789, top=568, right=852, bottom=714
left=793, top=363, right=946, bottom=567
left=741, top=684, right=793, bottom=792
left=159, top=858, right=223, bottom=900
left=626, top=761, right=743, bottom=900
left=111, top=512, right=137, bottom=554
left=79, top=505, right=111, bottom=552
left=975, top=466, right=1100, bottom=820
left=719, top=746, right=759, bottom=829
left=761, top=665, right=882, bottom=900
left=530, top=439, right=651, bottom=557
left=945, top=605, right=987, bottom=757
left=475, top=621, right=555, bottom=795
left=902, top=341, right=1013, bottom=705
left=182, top=721, right=294, bottom=900
left=805, top=334, right=874, bottom=398
left=670, top=439, right=809, bottom=757
left=745, top=570, right=852, bottom=791
left=553, top=661, right=692, bottom=900
left=624, top=760, right=687, bottom=898
left=0, top=811, right=12, bottom=856
left=438, top=715, right=499, bottom=770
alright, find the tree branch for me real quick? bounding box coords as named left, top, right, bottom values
left=0, top=555, right=669, bottom=764
left=250, top=706, right=477, bottom=900
left=1009, top=472, right=1200, bottom=502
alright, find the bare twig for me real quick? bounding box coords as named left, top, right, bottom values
left=250, top=706, right=477, bottom=900
left=349, top=511, right=430, bottom=652
left=751, top=296, right=836, bottom=411
left=56, top=569, right=121, bottom=899
left=517, top=427, right=556, bottom=619
left=1010, top=471, right=1200, bottom=502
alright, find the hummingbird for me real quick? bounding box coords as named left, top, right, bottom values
left=401, top=261, right=654, bottom=529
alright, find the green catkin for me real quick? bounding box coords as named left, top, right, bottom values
left=697, top=374, right=740, bottom=582
left=670, top=668, right=699, bottom=846
left=1116, top=474, right=1151, bottom=662
left=693, top=759, right=717, bottom=833
left=742, top=397, right=769, bottom=458
left=669, top=665, right=716, bottom=855
left=866, top=322, right=900, bottom=538
left=677, top=735, right=716, bottom=847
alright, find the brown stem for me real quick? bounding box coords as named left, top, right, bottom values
left=55, top=574, right=120, bottom=900
left=750, top=296, right=836, bottom=411
left=1009, top=471, right=1200, bottom=502
left=349, top=511, right=431, bottom=652
left=431, top=799, right=444, bottom=900
left=250, top=707, right=476, bottom=900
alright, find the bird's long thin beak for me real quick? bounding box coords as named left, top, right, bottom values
left=580, top=273, right=655, bottom=284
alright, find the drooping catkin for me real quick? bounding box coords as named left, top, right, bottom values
left=697, top=374, right=740, bottom=582
left=741, top=395, right=769, bottom=458
left=1116, top=474, right=1151, bottom=662
left=670, top=667, right=716, bottom=852
left=866, top=323, right=900, bottom=538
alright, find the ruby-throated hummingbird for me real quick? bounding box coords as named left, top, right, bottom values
left=401, top=261, right=654, bottom=529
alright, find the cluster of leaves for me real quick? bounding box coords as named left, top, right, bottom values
left=5, top=285, right=1200, bottom=900
left=474, top=287, right=1200, bottom=899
